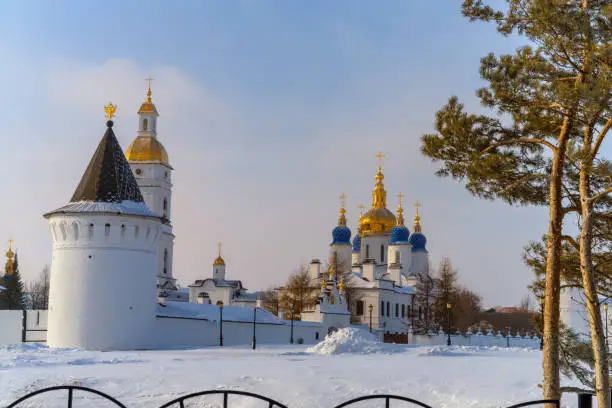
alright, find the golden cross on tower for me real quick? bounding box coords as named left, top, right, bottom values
left=339, top=193, right=347, bottom=209
left=376, top=151, right=385, bottom=169
left=358, top=204, right=365, bottom=217
left=217, top=242, right=223, bottom=257
left=397, top=192, right=404, bottom=208
left=146, top=77, right=154, bottom=90
left=8, top=239, right=13, bottom=250
left=104, top=102, right=117, bottom=120
left=414, top=200, right=422, bottom=216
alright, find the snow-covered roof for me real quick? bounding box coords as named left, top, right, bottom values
left=188, top=279, right=244, bottom=289
left=394, top=286, right=415, bottom=294
left=45, top=200, right=157, bottom=218
left=350, top=272, right=414, bottom=294
left=157, top=301, right=283, bottom=324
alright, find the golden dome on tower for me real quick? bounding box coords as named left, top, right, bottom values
left=359, top=152, right=397, bottom=235
left=138, top=79, right=159, bottom=116
left=359, top=207, right=397, bottom=235
left=126, top=80, right=169, bottom=165
left=213, top=242, right=225, bottom=266
left=126, top=137, right=169, bottom=164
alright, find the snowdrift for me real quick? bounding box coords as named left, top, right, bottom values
left=306, top=327, right=404, bottom=355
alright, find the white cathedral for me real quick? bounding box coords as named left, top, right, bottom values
left=307, top=158, right=430, bottom=335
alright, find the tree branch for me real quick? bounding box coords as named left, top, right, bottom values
left=562, top=235, right=580, bottom=251
left=480, top=138, right=556, bottom=154
left=590, top=187, right=612, bottom=204
left=592, top=118, right=611, bottom=158
left=501, top=173, right=550, bottom=192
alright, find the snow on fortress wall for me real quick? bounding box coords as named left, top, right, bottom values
left=410, top=332, right=540, bottom=348
left=1, top=308, right=540, bottom=349
left=0, top=310, right=48, bottom=345
left=154, top=302, right=324, bottom=348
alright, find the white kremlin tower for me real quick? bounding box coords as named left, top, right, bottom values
left=44, top=103, right=162, bottom=350
left=125, top=80, right=177, bottom=292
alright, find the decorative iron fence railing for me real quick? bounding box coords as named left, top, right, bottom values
left=6, top=385, right=128, bottom=408
left=5, top=386, right=564, bottom=408
left=157, top=389, right=289, bottom=408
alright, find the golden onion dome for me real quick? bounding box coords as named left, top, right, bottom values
left=359, top=152, right=397, bottom=235
left=359, top=207, right=397, bottom=235
left=213, top=243, right=225, bottom=266
left=125, top=136, right=169, bottom=165
left=138, top=86, right=159, bottom=116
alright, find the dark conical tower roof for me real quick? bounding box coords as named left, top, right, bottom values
left=71, top=120, right=144, bottom=203
left=44, top=118, right=157, bottom=219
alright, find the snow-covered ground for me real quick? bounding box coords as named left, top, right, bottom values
left=0, top=329, right=578, bottom=408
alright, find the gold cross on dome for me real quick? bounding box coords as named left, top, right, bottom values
left=358, top=204, right=365, bottom=216
left=104, top=102, right=117, bottom=120
left=217, top=242, right=222, bottom=256
left=339, top=193, right=347, bottom=208
left=414, top=201, right=422, bottom=215
left=376, top=151, right=385, bottom=168
left=8, top=239, right=13, bottom=250
left=397, top=192, right=404, bottom=207
left=146, top=77, right=154, bottom=89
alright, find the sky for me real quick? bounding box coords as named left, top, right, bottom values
left=0, top=0, right=583, bottom=307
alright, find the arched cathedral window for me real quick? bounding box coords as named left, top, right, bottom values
left=143, top=118, right=148, bottom=131
left=365, top=244, right=370, bottom=259
left=395, top=251, right=400, bottom=264
left=163, top=249, right=168, bottom=274
left=163, top=198, right=168, bottom=218
left=380, top=245, right=385, bottom=263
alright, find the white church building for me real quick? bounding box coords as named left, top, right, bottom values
left=308, top=158, right=431, bottom=335
left=43, top=89, right=350, bottom=351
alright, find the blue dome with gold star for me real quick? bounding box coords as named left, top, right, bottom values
left=390, top=225, right=410, bottom=244
left=332, top=225, right=351, bottom=245
left=352, top=235, right=361, bottom=252
left=409, top=232, right=427, bottom=251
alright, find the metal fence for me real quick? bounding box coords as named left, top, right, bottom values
left=5, top=385, right=565, bottom=408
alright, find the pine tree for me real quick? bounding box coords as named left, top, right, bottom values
left=0, top=253, right=25, bottom=310
left=420, top=1, right=610, bottom=403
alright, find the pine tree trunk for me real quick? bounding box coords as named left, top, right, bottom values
left=542, top=117, right=571, bottom=404
left=579, top=132, right=610, bottom=408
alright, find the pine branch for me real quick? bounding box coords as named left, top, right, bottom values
left=592, top=118, right=611, bottom=158
left=590, top=187, right=612, bottom=204
left=562, top=235, right=580, bottom=251
left=480, top=137, right=557, bottom=154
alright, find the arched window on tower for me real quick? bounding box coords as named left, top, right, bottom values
left=386, top=301, right=390, bottom=317
left=380, top=245, right=385, bottom=263
left=163, top=198, right=168, bottom=218
left=163, top=249, right=168, bottom=275
left=143, top=118, right=148, bottom=131
left=395, top=251, right=400, bottom=264
left=365, top=244, right=370, bottom=259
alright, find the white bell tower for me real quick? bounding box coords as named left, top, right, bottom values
left=126, top=79, right=176, bottom=291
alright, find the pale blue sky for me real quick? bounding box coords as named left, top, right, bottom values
left=0, top=0, right=574, bottom=306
